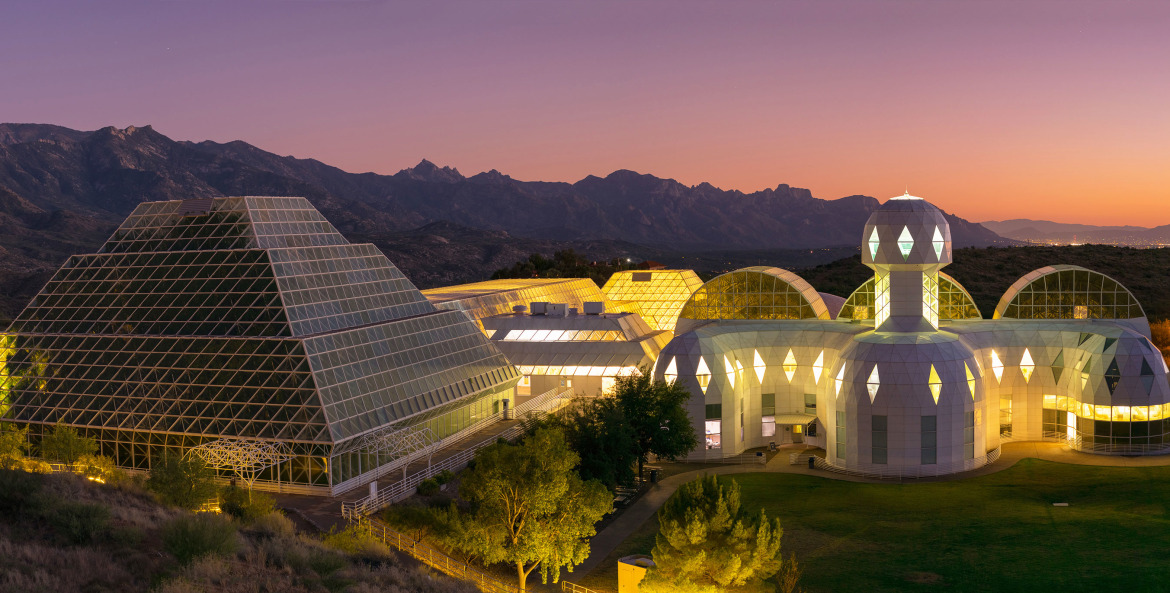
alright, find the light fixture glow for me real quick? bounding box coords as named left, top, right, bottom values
left=812, top=351, right=824, bottom=385
left=754, top=349, right=766, bottom=383
left=928, top=364, right=942, bottom=404
left=866, top=365, right=880, bottom=403
left=1020, top=348, right=1035, bottom=383
left=783, top=350, right=797, bottom=382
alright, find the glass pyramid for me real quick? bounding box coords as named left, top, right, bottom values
left=1, top=197, right=519, bottom=493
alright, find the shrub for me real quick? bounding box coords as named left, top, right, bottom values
left=219, top=486, right=275, bottom=523
left=417, top=478, right=440, bottom=496
left=0, top=425, right=30, bottom=470
left=147, top=451, right=218, bottom=510
left=434, top=470, right=455, bottom=485
left=39, top=422, right=98, bottom=466
left=49, top=501, right=111, bottom=545
left=322, top=523, right=390, bottom=560
left=0, top=468, right=44, bottom=514
left=75, top=454, right=117, bottom=482
left=251, top=510, right=296, bottom=539
left=163, top=513, right=240, bottom=564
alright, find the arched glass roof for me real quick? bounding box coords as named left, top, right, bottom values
left=678, top=266, right=830, bottom=321
left=994, top=265, right=1145, bottom=320
left=839, top=272, right=981, bottom=321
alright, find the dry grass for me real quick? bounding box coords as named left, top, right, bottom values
left=0, top=470, right=480, bottom=593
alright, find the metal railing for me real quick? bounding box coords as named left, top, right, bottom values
left=677, top=451, right=768, bottom=465
left=561, top=581, right=605, bottom=593
left=342, top=386, right=575, bottom=518
left=364, top=516, right=520, bottom=593
left=812, top=446, right=1002, bottom=479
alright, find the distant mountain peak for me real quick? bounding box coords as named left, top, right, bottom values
left=396, top=159, right=464, bottom=183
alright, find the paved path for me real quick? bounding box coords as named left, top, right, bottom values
left=574, top=440, right=1170, bottom=583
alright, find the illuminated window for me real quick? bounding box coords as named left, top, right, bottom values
left=922, top=272, right=939, bottom=329
left=812, top=350, right=824, bottom=385
left=835, top=365, right=845, bottom=396
left=867, top=365, right=880, bottom=403
left=875, top=271, right=891, bottom=327
left=663, top=357, right=677, bottom=383
left=696, top=357, right=711, bottom=393
left=928, top=364, right=942, bottom=405
left=783, top=350, right=797, bottom=382
left=932, top=226, right=945, bottom=260
left=1020, top=348, right=1035, bottom=383
left=897, top=226, right=914, bottom=260
left=965, top=363, right=976, bottom=400
left=725, top=356, right=736, bottom=388
left=840, top=272, right=981, bottom=322
left=996, top=265, right=1145, bottom=321
left=735, top=360, right=744, bottom=386
left=868, top=227, right=880, bottom=260
left=754, top=349, right=766, bottom=383
left=990, top=350, right=1004, bottom=382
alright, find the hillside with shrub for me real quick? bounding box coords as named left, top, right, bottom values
left=0, top=461, right=476, bottom=593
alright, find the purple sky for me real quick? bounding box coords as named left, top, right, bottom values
left=3, top=1, right=1169, bottom=225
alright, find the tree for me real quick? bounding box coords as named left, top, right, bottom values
left=0, top=424, right=29, bottom=470
left=613, top=368, right=699, bottom=480
left=640, top=475, right=785, bottom=593
left=455, top=427, right=612, bottom=591
left=562, top=397, right=637, bottom=490
left=147, top=450, right=219, bottom=510
left=39, top=422, right=97, bottom=467
left=521, top=399, right=637, bottom=491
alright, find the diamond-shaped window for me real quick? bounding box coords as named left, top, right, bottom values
left=753, top=349, right=766, bottom=383
left=965, top=363, right=976, bottom=400
left=664, top=357, right=677, bottom=383
left=932, top=226, right=945, bottom=260
left=869, top=227, right=880, bottom=260
left=897, top=226, right=914, bottom=260
left=812, top=350, right=824, bottom=385
left=696, top=356, right=711, bottom=393
left=835, top=365, right=845, bottom=396
left=783, top=350, right=797, bottom=382
left=990, top=350, right=1004, bottom=382
left=867, top=365, right=880, bottom=403
left=1020, top=348, right=1035, bottom=383
left=724, top=356, right=737, bottom=388
left=928, top=364, right=942, bottom=404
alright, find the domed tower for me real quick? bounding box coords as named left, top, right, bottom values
left=861, top=192, right=952, bottom=332
left=825, top=193, right=993, bottom=476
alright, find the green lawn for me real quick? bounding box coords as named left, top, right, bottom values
left=583, top=460, right=1170, bottom=593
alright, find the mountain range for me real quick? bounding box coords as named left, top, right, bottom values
left=981, top=219, right=1170, bottom=246
left=0, top=122, right=1010, bottom=320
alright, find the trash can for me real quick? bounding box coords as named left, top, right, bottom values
left=808, top=456, right=816, bottom=470
left=649, top=469, right=659, bottom=483
left=769, top=441, right=777, bottom=451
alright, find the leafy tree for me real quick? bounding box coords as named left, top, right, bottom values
left=147, top=451, right=218, bottom=510
left=562, top=397, right=637, bottom=490
left=220, top=485, right=275, bottom=522
left=455, top=427, right=612, bottom=591
left=0, top=424, right=29, bottom=470
left=614, top=368, right=699, bottom=480
left=640, top=475, right=785, bottom=593
left=39, top=422, right=97, bottom=467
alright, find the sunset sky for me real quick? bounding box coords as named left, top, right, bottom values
left=4, top=1, right=1168, bottom=225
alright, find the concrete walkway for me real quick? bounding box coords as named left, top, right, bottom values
left=573, top=440, right=1170, bottom=581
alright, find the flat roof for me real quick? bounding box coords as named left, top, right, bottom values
left=421, top=278, right=587, bottom=303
